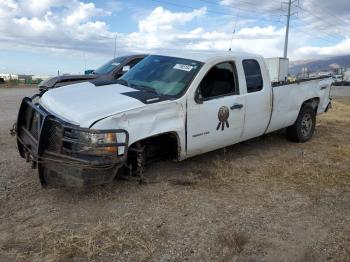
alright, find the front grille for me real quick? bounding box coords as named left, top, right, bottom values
left=30, top=112, right=39, bottom=139
left=45, top=119, right=63, bottom=152
left=21, top=105, right=41, bottom=141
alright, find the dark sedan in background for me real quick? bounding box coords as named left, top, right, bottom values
left=38, top=54, right=147, bottom=91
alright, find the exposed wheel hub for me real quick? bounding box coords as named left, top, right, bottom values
left=301, top=113, right=312, bottom=137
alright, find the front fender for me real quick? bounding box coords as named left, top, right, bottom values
left=91, top=101, right=187, bottom=160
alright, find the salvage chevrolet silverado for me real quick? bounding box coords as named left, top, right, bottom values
left=16, top=51, right=332, bottom=187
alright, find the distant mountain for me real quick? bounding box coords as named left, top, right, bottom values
left=289, top=55, right=350, bottom=75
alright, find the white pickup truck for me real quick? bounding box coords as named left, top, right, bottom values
left=16, top=51, right=332, bottom=187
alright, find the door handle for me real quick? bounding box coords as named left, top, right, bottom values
left=230, top=103, right=243, bottom=110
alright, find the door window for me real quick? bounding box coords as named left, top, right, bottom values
left=199, top=62, right=238, bottom=100
left=242, top=59, right=263, bottom=93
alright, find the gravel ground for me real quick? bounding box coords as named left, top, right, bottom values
left=0, top=86, right=349, bottom=261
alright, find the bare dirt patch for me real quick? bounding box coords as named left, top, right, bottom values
left=0, top=88, right=349, bottom=261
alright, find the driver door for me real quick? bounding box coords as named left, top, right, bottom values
left=186, top=61, right=245, bottom=157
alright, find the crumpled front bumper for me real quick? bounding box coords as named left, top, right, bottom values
left=16, top=97, right=129, bottom=187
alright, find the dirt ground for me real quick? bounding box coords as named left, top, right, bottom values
left=0, top=87, right=349, bottom=261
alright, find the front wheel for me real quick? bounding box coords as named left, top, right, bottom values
left=286, top=105, right=316, bottom=143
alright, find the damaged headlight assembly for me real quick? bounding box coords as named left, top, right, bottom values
left=70, top=130, right=119, bottom=156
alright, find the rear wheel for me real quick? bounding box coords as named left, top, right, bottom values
left=286, top=105, right=316, bottom=142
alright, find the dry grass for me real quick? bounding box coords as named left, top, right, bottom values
left=216, top=230, right=247, bottom=260
left=1, top=98, right=349, bottom=261
left=3, top=220, right=155, bottom=262
left=209, top=100, right=350, bottom=189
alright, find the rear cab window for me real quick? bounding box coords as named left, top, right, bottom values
left=242, top=59, right=263, bottom=93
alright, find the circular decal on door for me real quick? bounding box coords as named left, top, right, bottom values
left=216, top=106, right=230, bottom=131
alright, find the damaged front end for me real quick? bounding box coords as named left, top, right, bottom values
left=16, top=97, right=129, bottom=187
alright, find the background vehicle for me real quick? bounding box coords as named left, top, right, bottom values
left=333, top=74, right=343, bottom=85
left=38, top=54, right=147, bottom=91
left=343, top=70, right=350, bottom=86
left=16, top=51, right=332, bottom=187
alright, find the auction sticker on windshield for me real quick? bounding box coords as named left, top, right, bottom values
left=173, top=64, right=194, bottom=72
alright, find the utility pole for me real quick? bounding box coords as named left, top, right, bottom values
left=283, top=0, right=292, bottom=58
left=228, top=29, right=235, bottom=51
left=113, top=33, right=117, bottom=59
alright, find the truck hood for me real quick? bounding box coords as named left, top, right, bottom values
left=40, top=82, right=145, bottom=127
left=39, top=74, right=98, bottom=89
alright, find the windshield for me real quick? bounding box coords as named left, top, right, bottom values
left=94, top=56, right=128, bottom=75
left=120, top=55, right=203, bottom=97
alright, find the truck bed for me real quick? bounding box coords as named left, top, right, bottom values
left=266, top=77, right=332, bottom=133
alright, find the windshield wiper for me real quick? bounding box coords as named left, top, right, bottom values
left=130, top=84, right=164, bottom=97
left=115, top=79, right=129, bottom=87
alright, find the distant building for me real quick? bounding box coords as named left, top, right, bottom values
left=0, top=73, right=18, bottom=80
left=32, top=75, right=51, bottom=81
left=318, top=71, right=333, bottom=77
left=18, top=74, right=33, bottom=83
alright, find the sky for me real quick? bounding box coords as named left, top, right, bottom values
left=0, top=0, right=349, bottom=75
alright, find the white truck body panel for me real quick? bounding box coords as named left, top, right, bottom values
left=266, top=78, right=332, bottom=133
left=238, top=57, right=272, bottom=141
left=92, top=99, right=187, bottom=158
left=38, top=51, right=332, bottom=161
left=265, top=57, right=289, bottom=83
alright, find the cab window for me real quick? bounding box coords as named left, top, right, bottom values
left=242, top=59, right=263, bottom=93
left=199, top=62, right=238, bottom=100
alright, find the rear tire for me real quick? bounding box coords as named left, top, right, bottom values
left=286, top=105, right=316, bottom=143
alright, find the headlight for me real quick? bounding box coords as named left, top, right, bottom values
left=71, top=131, right=118, bottom=156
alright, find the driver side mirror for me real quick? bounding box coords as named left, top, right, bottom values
left=194, top=88, right=203, bottom=104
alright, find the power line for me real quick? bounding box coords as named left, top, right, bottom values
left=293, top=4, right=347, bottom=33
left=149, top=0, right=283, bottom=24
left=147, top=0, right=345, bottom=48
left=290, top=9, right=345, bottom=42
left=278, top=20, right=341, bottom=45
left=197, top=0, right=285, bottom=16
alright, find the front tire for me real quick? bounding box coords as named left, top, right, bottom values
left=286, top=105, right=316, bottom=143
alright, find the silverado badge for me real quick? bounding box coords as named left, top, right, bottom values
left=217, top=106, right=230, bottom=131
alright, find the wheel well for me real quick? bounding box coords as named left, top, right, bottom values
left=302, top=97, right=320, bottom=112
left=127, top=132, right=180, bottom=167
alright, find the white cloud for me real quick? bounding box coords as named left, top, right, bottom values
left=0, top=0, right=113, bottom=55
left=13, top=15, right=55, bottom=34
left=220, top=0, right=350, bottom=39
left=118, top=8, right=285, bottom=58
left=295, top=37, right=350, bottom=57
left=139, top=6, right=206, bottom=33
left=0, top=1, right=349, bottom=66
left=122, top=7, right=208, bottom=50
left=0, top=0, right=18, bottom=17
left=66, top=2, right=110, bottom=26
